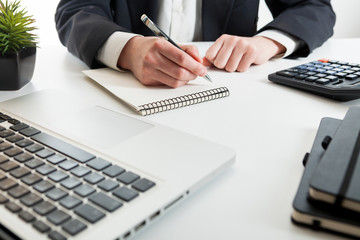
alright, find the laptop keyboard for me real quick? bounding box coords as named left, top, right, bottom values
left=0, top=112, right=156, bottom=239
left=268, top=59, right=360, bottom=101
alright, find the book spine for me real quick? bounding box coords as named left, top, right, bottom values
left=137, top=87, right=230, bottom=116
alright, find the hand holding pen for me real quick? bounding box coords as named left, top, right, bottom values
left=141, top=14, right=212, bottom=82
left=116, top=15, right=211, bottom=88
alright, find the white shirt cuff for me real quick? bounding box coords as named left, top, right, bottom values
left=257, top=29, right=300, bottom=58
left=96, top=31, right=140, bottom=71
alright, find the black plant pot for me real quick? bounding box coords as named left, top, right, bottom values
left=0, top=47, right=36, bottom=90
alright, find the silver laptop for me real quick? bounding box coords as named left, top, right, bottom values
left=0, top=89, right=235, bottom=240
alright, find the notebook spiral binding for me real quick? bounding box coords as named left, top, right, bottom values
left=138, top=87, right=230, bottom=116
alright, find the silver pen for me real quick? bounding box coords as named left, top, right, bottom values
left=141, top=14, right=212, bottom=83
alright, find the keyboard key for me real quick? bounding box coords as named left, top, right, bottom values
left=0, top=129, right=15, bottom=138
left=19, top=210, right=36, bottom=222
left=117, top=171, right=140, bottom=185
left=15, top=139, right=33, bottom=148
left=32, top=220, right=50, bottom=233
left=25, top=158, right=44, bottom=169
left=71, top=166, right=91, bottom=177
left=86, top=157, right=111, bottom=171
left=34, top=180, right=55, bottom=193
left=21, top=173, right=42, bottom=185
left=10, top=167, right=31, bottom=178
left=21, top=192, right=43, bottom=207
left=20, top=127, right=41, bottom=137
left=47, top=209, right=71, bottom=225
left=6, top=134, right=24, bottom=143
left=10, top=123, right=29, bottom=131
left=20, top=127, right=40, bottom=137
left=47, top=154, right=66, bottom=165
left=36, top=148, right=55, bottom=158
left=0, top=142, right=12, bottom=151
left=48, top=231, right=67, bottom=240
left=0, top=155, right=8, bottom=164
left=33, top=201, right=56, bottom=216
left=59, top=160, right=78, bottom=171
left=89, top=192, right=122, bottom=212
left=74, top=184, right=96, bottom=197
left=8, top=185, right=30, bottom=198
left=103, top=165, right=125, bottom=177
left=60, top=195, right=82, bottom=209
left=0, top=178, right=18, bottom=190
left=0, top=160, right=19, bottom=172
left=31, top=132, right=95, bottom=163
left=98, top=179, right=119, bottom=192
left=5, top=202, right=22, bottom=213
left=4, top=147, right=23, bottom=157
left=60, top=177, right=82, bottom=189
left=25, top=143, right=44, bottom=153
left=113, top=186, right=139, bottom=202
left=62, top=219, right=87, bottom=236
left=0, top=193, right=8, bottom=204
left=36, top=164, right=56, bottom=175
left=132, top=178, right=156, bottom=192
left=0, top=172, right=6, bottom=181
left=75, top=204, right=105, bottom=223
left=48, top=171, right=69, bottom=182
left=46, top=188, right=68, bottom=201
left=14, top=152, right=34, bottom=163
left=84, top=172, right=104, bottom=184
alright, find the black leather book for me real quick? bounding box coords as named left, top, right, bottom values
left=292, top=117, right=360, bottom=239
left=309, top=107, right=360, bottom=212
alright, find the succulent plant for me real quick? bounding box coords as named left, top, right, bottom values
left=0, top=0, right=38, bottom=55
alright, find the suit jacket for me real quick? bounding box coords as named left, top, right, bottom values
left=55, top=0, right=335, bottom=68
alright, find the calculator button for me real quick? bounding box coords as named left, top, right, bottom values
left=305, top=76, right=318, bottom=82
left=315, top=78, right=330, bottom=85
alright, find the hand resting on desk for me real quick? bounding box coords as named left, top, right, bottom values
left=204, top=35, right=286, bottom=73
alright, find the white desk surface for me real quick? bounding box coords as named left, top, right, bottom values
left=2, top=38, right=360, bottom=240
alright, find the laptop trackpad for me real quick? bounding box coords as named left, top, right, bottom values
left=51, top=106, right=154, bottom=149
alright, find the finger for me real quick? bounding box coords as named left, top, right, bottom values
left=205, top=37, right=224, bottom=63
left=181, top=45, right=202, bottom=63
left=224, top=48, right=243, bottom=72
left=152, top=53, right=199, bottom=81
left=236, top=46, right=257, bottom=72
left=143, top=69, right=190, bottom=88
left=159, top=42, right=207, bottom=77
left=213, top=37, right=243, bottom=69
left=202, top=57, right=213, bottom=67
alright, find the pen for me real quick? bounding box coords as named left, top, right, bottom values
left=141, top=14, right=212, bottom=83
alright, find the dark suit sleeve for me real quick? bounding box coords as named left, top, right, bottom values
left=55, top=0, right=129, bottom=68
left=260, top=0, right=335, bottom=58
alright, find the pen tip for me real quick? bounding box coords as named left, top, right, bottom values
left=205, top=74, right=213, bottom=83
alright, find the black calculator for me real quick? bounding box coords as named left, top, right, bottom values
left=268, top=59, right=360, bottom=101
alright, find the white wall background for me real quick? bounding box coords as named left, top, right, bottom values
left=259, top=0, right=360, bottom=38
left=18, top=0, right=360, bottom=47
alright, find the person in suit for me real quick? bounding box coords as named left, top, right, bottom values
left=55, top=0, right=335, bottom=88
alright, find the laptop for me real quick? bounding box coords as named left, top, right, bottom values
left=0, top=89, right=235, bottom=240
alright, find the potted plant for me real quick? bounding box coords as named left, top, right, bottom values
left=0, top=0, right=38, bottom=90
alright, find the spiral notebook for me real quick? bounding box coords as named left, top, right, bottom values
left=83, top=68, right=229, bottom=116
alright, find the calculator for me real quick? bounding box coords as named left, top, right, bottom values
left=268, top=59, right=360, bottom=101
